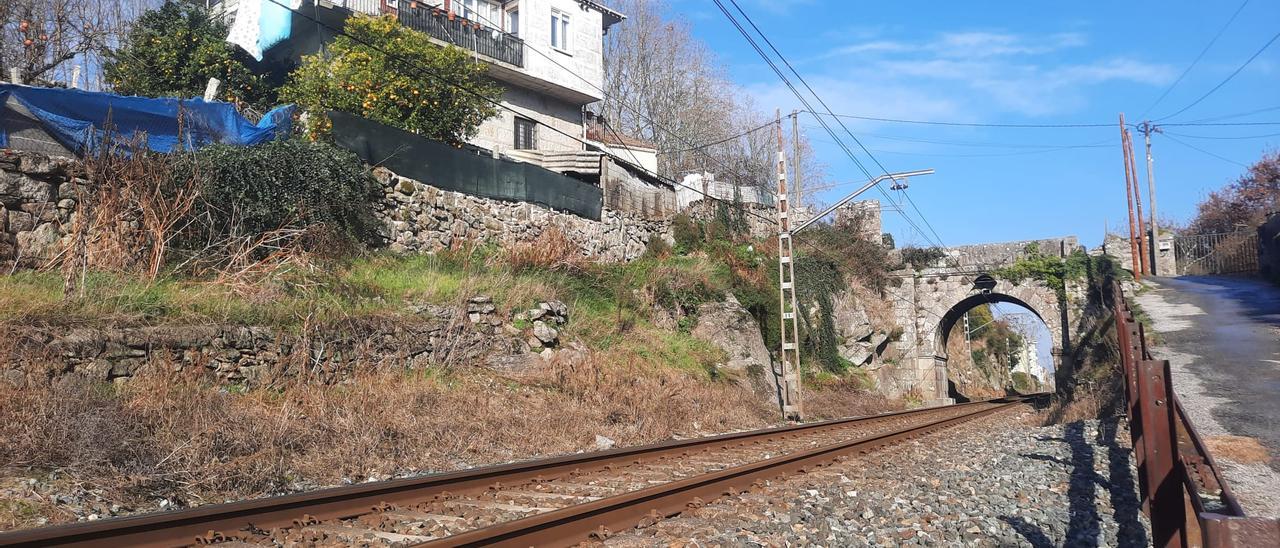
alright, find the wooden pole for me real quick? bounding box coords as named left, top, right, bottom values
left=1120, top=113, right=1142, bottom=281
left=1126, top=127, right=1150, bottom=276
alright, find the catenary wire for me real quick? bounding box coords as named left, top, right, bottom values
left=713, top=0, right=946, bottom=249
left=1161, top=133, right=1250, bottom=168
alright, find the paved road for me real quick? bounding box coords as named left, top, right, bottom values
left=1135, top=275, right=1280, bottom=517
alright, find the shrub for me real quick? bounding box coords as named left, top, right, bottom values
left=103, top=1, right=274, bottom=107
left=177, top=139, right=382, bottom=247
left=900, top=246, right=946, bottom=270
left=671, top=213, right=701, bottom=254
left=281, top=15, right=501, bottom=143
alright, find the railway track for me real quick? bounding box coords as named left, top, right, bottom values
left=0, top=396, right=1033, bottom=548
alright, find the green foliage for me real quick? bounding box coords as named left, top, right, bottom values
left=179, top=139, right=382, bottom=244
left=901, top=246, right=946, bottom=270
left=103, top=1, right=274, bottom=107
left=1011, top=371, right=1037, bottom=394
left=281, top=15, right=501, bottom=143
left=671, top=213, right=701, bottom=254
left=806, top=223, right=892, bottom=292
left=994, top=244, right=1093, bottom=300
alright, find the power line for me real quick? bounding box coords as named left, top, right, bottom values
left=663, top=119, right=777, bottom=153
left=1158, top=121, right=1280, bottom=127
left=806, top=111, right=1114, bottom=129
left=260, top=0, right=789, bottom=233
left=1182, top=104, right=1280, bottom=123
left=1156, top=28, right=1280, bottom=121
left=1161, top=133, right=1250, bottom=168
left=715, top=0, right=948, bottom=249
left=1163, top=130, right=1280, bottom=140
left=1137, top=0, right=1250, bottom=119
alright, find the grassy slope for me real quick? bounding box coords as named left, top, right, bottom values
left=0, top=246, right=895, bottom=528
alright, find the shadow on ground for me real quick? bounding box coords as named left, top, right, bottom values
left=1003, top=418, right=1147, bottom=547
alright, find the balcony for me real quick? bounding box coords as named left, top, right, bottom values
left=397, top=6, right=524, bottom=68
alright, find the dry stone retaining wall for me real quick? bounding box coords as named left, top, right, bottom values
left=0, top=150, right=83, bottom=268
left=0, top=297, right=576, bottom=388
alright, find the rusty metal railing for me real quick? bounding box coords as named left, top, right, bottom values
left=1111, top=282, right=1280, bottom=547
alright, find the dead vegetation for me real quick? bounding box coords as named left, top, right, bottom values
left=0, top=352, right=786, bottom=529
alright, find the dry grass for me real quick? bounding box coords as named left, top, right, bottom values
left=0, top=348, right=797, bottom=529
left=499, top=228, right=588, bottom=274
left=1203, top=435, right=1272, bottom=465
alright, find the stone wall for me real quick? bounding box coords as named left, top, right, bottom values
left=0, top=150, right=82, bottom=268
left=1100, top=232, right=1176, bottom=276
left=375, top=167, right=670, bottom=262
left=948, top=236, right=1081, bottom=268
left=1, top=296, right=577, bottom=388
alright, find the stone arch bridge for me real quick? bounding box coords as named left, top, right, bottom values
left=879, top=237, right=1085, bottom=405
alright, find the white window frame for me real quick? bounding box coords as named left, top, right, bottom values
left=551, top=9, right=570, bottom=53
left=505, top=4, right=519, bottom=36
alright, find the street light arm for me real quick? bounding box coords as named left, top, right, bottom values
left=791, top=169, right=934, bottom=234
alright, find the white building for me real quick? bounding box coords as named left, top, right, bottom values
left=211, top=0, right=625, bottom=166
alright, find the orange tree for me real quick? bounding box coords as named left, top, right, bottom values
left=281, top=15, right=501, bottom=144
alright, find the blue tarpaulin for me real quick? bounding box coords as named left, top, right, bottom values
left=0, top=83, right=294, bottom=155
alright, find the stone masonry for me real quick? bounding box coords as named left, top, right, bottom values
left=0, top=149, right=83, bottom=268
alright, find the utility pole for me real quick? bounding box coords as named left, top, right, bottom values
left=1119, top=113, right=1142, bottom=280
left=791, top=110, right=802, bottom=216
left=1125, top=126, right=1150, bottom=276
left=774, top=109, right=803, bottom=421
left=1139, top=120, right=1162, bottom=274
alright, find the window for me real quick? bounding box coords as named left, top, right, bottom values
left=514, top=117, right=536, bottom=150
left=506, top=7, right=519, bottom=36
left=461, top=0, right=501, bottom=27
left=550, top=9, right=570, bottom=51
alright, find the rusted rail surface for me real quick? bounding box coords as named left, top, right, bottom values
left=0, top=398, right=1030, bottom=547
left=1111, top=281, right=1280, bottom=547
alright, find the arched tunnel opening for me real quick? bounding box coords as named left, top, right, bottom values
left=938, top=289, right=1055, bottom=401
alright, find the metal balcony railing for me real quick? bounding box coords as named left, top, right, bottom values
left=397, top=6, right=524, bottom=68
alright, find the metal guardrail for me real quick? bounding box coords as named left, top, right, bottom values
left=1111, top=282, right=1280, bottom=547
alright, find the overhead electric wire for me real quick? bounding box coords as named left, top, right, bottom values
left=806, top=111, right=1114, bottom=129
left=1157, top=120, right=1280, bottom=127
left=1156, top=28, right=1280, bottom=121
left=1161, top=133, right=1250, bottom=168
left=724, top=0, right=949, bottom=248
left=1136, top=0, right=1250, bottom=119
left=1182, top=104, right=1280, bottom=123
left=259, top=0, right=790, bottom=234
left=270, top=0, right=968, bottom=307
left=713, top=0, right=947, bottom=250
left=664, top=119, right=777, bottom=153
left=1163, top=130, right=1280, bottom=140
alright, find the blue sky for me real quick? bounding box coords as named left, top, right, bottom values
left=675, top=0, right=1280, bottom=248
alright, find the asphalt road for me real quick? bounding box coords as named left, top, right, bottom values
left=1135, top=275, right=1280, bottom=516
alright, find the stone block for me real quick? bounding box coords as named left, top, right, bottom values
left=7, top=210, right=34, bottom=233
left=20, top=202, right=58, bottom=222
left=15, top=223, right=60, bottom=258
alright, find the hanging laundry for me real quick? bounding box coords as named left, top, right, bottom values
left=227, top=0, right=303, bottom=61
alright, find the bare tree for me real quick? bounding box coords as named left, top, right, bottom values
left=602, top=0, right=831, bottom=194
left=1, top=0, right=159, bottom=88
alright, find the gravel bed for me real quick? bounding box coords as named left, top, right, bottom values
left=607, top=408, right=1151, bottom=547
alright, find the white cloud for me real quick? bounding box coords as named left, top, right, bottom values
left=779, top=29, right=1172, bottom=118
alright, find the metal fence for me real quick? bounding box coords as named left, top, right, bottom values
left=398, top=5, right=525, bottom=67
left=1174, top=231, right=1258, bottom=275
left=329, top=111, right=601, bottom=220
left=1111, top=282, right=1279, bottom=547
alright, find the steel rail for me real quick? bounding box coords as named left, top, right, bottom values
left=417, top=398, right=1027, bottom=547
left=0, top=397, right=1031, bottom=548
